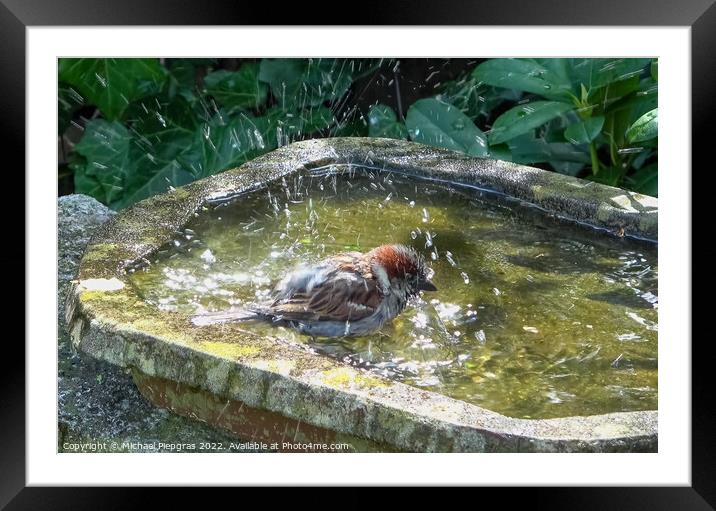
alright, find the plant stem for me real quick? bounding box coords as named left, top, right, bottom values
left=589, top=143, right=600, bottom=175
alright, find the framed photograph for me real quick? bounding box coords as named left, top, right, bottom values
left=10, top=0, right=710, bottom=504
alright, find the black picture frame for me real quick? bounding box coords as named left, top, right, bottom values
left=7, top=0, right=711, bottom=506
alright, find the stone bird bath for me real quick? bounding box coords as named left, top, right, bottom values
left=65, top=138, right=658, bottom=452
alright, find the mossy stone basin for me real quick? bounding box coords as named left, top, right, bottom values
left=65, top=138, right=658, bottom=452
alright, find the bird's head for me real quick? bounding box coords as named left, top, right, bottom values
left=370, top=244, right=437, bottom=296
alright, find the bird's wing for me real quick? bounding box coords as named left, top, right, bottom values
left=270, top=266, right=383, bottom=323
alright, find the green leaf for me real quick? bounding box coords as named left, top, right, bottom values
left=618, top=87, right=658, bottom=137
left=631, top=147, right=654, bottom=169
left=178, top=113, right=277, bottom=178
left=488, top=101, right=573, bottom=145
left=124, top=94, right=198, bottom=162
left=487, top=143, right=513, bottom=161
left=437, top=81, right=522, bottom=121
left=651, top=60, right=658, bottom=82
left=472, top=59, right=573, bottom=99
left=308, top=106, right=336, bottom=130
left=568, top=58, right=650, bottom=90
left=626, top=108, right=658, bottom=143
left=437, top=78, right=486, bottom=119
left=116, top=162, right=194, bottom=208
left=72, top=159, right=104, bottom=200
left=506, top=134, right=591, bottom=165
left=73, top=117, right=190, bottom=208
left=204, top=63, right=268, bottom=110
left=58, top=84, right=84, bottom=133
left=333, top=117, right=368, bottom=137
left=601, top=85, right=656, bottom=157
left=262, top=106, right=336, bottom=144
left=406, top=98, right=489, bottom=157
left=586, top=166, right=625, bottom=187
left=627, top=164, right=658, bottom=197
left=259, top=58, right=353, bottom=109
left=564, top=116, right=605, bottom=144
left=59, top=58, right=166, bottom=120
left=73, top=120, right=136, bottom=204
left=543, top=113, right=579, bottom=142
left=587, top=76, right=641, bottom=114
left=165, top=59, right=212, bottom=99
left=289, top=106, right=335, bottom=135
left=166, top=59, right=198, bottom=91
left=367, top=104, right=408, bottom=140
left=532, top=58, right=571, bottom=85
left=163, top=59, right=218, bottom=104
left=550, top=161, right=585, bottom=176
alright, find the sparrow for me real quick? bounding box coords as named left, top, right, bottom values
left=191, top=244, right=437, bottom=337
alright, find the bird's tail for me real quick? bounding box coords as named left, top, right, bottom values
left=191, top=307, right=262, bottom=326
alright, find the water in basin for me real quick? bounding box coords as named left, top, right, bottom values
left=128, top=165, right=658, bottom=419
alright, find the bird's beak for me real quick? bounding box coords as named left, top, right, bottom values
left=418, top=280, right=438, bottom=292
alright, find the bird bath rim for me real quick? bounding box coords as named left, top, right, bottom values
left=65, top=137, right=658, bottom=452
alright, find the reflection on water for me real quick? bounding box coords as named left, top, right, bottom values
left=129, top=165, right=658, bottom=419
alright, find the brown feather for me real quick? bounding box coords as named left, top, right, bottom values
left=270, top=252, right=383, bottom=322
left=369, top=245, right=421, bottom=279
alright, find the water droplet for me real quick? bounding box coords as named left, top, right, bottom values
left=474, top=330, right=486, bottom=344
left=445, top=251, right=456, bottom=267
left=611, top=354, right=624, bottom=368
left=617, top=332, right=643, bottom=342
left=460, top=271, right=470, bottom=284
left=155, top=112, right=167, bottom=128
left=200, top=249, right=216, bottom=264
left=424, top=231, right=433, bottom=248
left=617, top=147, right=644, bottom=155
left=410, top=230, right=417, bottom=240
left=94, top=73, right=107, bottom=87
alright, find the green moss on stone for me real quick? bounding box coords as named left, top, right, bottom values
left=320, top=367, right=388, bottom=390
left=82, top=243, right=119, bottom=263
left=596, top=202, right=614, bottom=223
left=171, top=187, right=192, bottom=200
left=80, top=288, right=138, bottom=310
left=199, top=341, right=261, bottom=359
left=531, top=185, right=548, bottom=201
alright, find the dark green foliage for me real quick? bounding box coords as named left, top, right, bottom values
left=203, top=64, right=268, bottom=110
left=438, top=58, right=658, bottom=194
left=368, top=104, right=408, bottom=140
left=258, top=58, right=353, bottom=110
left=406, top=98, right=488, bottom=156
left=59, top=57, right=658, bottom=209
left=59, top=58, right=166, bottom=120
left=62, top=58, right=362, bottom=209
